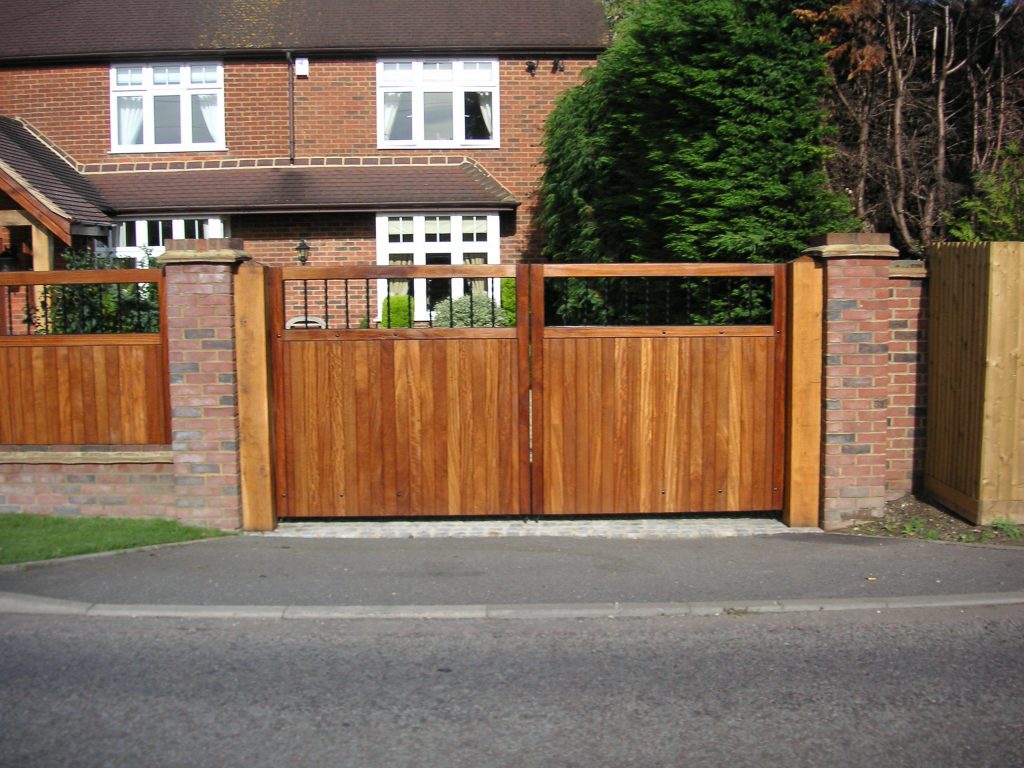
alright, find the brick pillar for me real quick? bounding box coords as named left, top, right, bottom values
left=805, top=233, right=900, bottom=529
left=158, top=239, right=250, bottom=529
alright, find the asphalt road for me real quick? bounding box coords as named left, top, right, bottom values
left=2, top=606, right=1022, bottom=767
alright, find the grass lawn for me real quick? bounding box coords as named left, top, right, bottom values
left=0, top=514, right=230, bottom=565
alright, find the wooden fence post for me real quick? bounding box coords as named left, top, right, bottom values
left=235, top=261, right=276, bottom=531
left=784, top=255, right=823, bottom=527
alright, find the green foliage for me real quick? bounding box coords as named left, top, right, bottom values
left=500, top=277, right=517, bottom=325
left=379, top=295, right=414, bottom=328
left=32, top=249, right=159, bottom=334
left=0, top=514, right=227, bottom=565
left=541, top=0, right=853, bottom=267
left=948, top=144, right=1024, bottom=242
left=991, top=519, right=1023, bottom=539
left=431, top=294, right=507, bottom=327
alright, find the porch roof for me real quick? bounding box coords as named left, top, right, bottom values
left=0, top=0, right=607, bottom=62
left=0, top=118, right=113, bottom=243
left=86, top=160, right=519, bottom=217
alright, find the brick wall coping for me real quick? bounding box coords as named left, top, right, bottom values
left=0, top=450, right=174, bottom=464
left=158, top=239, right=251, bottom=265
left=804, top=232, right=900, bottom=260
left=890, top=260, right=928, bottom=279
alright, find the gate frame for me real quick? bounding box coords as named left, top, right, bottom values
left=236, top=260, right=823, bottom=529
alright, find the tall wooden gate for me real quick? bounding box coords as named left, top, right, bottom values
left=269, top=263, right=787, bottom=518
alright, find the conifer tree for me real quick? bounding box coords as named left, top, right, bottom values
left=541, top=0, right=853, bottom=264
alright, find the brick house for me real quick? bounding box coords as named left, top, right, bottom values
left=0, top=0, right=607, bottom=283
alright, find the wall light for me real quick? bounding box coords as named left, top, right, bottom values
left=552, top=59, right=565, bottom=73
left=526, top=60, right=538, bottom=77
left=294, top=238, right=311, bottom=265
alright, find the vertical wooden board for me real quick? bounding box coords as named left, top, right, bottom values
left=29, top=347, right=51, bottom=444
left=542, top=339, right=565, bottom=513
left=391, top=341, right=415, bottom=517
left=738, top=339, right=755, bottom=510
left=751, top=339, right=771, bottom=508
left=65, top=347, right=85, bottom=444
left=597, top=338, right=618, bottom=512
left=724, top=340, right=743, bottom=509
left=574, top=338, right=597, bottom=513
left=634, top=338, right=655, bottom=512
left=495, top=340, right=519, bottom=513
left=671, top=339, right=692, bottom=510
left=52, top=346, right=72, bottom=443
left=339, top=341, right=362, bottom=516
left=430, top=341, right=452, bottom=514
left=701, top=338, right=721, bottom=510
left=981, top=243, right=1024, bottom=504
left=0, top=349, right=11, bottom=441
left=105, top=346, right=125, bottom=444
left=687, top=339, right=706, bottom=511
left=379, top=339, right=399, bottom=516
left=443, top=340, right=465, bottom=516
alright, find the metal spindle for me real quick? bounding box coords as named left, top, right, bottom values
left=364, top=278, right=370, bottom=328
left=344, top=279, right=351, bottom=329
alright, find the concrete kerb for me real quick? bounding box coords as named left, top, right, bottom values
left=3, top=590, right=1023, bottom=621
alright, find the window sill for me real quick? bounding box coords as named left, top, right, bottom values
left=110, top=145, right=227, bottom=154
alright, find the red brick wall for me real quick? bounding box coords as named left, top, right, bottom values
left=163, top=259, right=242, bottom=529
left=886, top=275, right=928, bottom=498
left=231, top=214, right=375, bottom=267
left=0, top=461, right=176, bottom=518
left=1, top=56, right=591, bottom=261
left=817, top=245, right=929, bottom=528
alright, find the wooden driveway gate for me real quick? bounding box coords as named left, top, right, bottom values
left=268, top=263, right=789, bottom=519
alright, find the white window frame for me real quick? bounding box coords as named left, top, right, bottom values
left=375, top=212, right=501, bottom=322
left=110, top=62, right=226, bottom=152
left=105, top=217, right=228, bottom=265
left=376, top=59, right=500, bottom=149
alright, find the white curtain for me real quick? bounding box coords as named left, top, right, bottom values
left=478, top=92, right=492, bottom=137
left=117, top=96, right=144, bottom=145
left=465, top=253, right=486, bottom=295
left=383, top=92, right=403, bottom=141
left=194, top=94, right=221, bottom=143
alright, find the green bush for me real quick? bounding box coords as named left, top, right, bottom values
left=501, top=278, right=517, bottom=325
left=380, top=295, right=414, bottom=328
left=431, top=294, right=507, bottom=327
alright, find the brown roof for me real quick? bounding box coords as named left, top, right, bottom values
left=87, top=161, right=518, bottom=216
left=1, top=0, right=607, bottom=62
left=0, top=117, right=113, bottom=237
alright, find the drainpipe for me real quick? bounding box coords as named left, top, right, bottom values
left=286, top=51, right=296, bottom=165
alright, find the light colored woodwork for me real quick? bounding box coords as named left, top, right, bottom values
left=925, top=242, right=1024, bottom=524
left=0, top=450, right=173, bottom=464
left=783, top=256, right=823, bottom=527
left=234, top=262, right=276, bottom=531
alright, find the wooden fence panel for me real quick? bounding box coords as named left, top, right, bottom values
left=278, top=336, right=522, bottom=517
left=925, top=242, right=1024, bottom=523
left=532, top=263, right=786, bottom=516
left=0, top=340, right=167, bottom=444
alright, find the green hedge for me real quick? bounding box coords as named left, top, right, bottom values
left=380, top=295, right=414, bottom=328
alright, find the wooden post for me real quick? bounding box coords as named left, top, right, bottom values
left=234, top=261, right=276, bottom=531
left=784, top=255, right=823, bottom=527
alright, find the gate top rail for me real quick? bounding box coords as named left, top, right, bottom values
left=279, top=265, right=516, bottom=280
left=536, top=263, right=778, bottom=277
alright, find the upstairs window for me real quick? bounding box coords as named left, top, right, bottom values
left=110, top=63, right=225, bottom=152
left=377, top=59, right=499, bottom=148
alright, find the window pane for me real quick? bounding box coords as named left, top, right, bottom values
left=190, top=65, right=219, bottom=85
left=423, top=61, right=453, bottom=81
left=465, top=252, right=487, bottom=295
left=388, top=216, right=413, bottom=242
left=388, top=253, right=412, bottom=297
left=382, top=61, right=413, bottom=82
left=383, top=92, right=413, bottom=141
left=425, top=216, right=451, bottom=242
left=463, top=61, right=493, bottom=77
left=153, top=66, right=181, bottom=85
left=462, top=216, right=487, bottom=241
left=191, top=93, right=218, bottom=143
left=183, top=220, right=207, bottom=238
left=153, top=95, right=182, bottom=144
left=464, top=92, right=493, bottom=140
left=423, top=92, right=453, bottom=141
left=115, top=67, right=143, bottom=87
left=426, top=253, right=451, bottom=310
left=147, top=220, right=174, bottom=246
left=116, top=96, right=144, bottom=145
left=120, top=222, right=137, bottom=247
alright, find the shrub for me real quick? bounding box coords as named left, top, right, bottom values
left=501, top=277, right=517, bottom=325
left=379, top=295, right=414, bottom=328
left=431, top=294, right=507, bottom=327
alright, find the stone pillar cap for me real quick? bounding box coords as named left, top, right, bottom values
left=804, top=232, right=900, bottom=259
left=157, top=238, right=252, bottom=265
